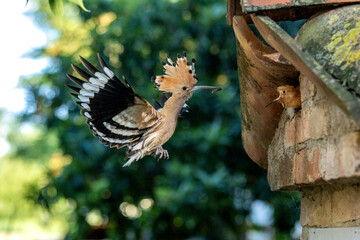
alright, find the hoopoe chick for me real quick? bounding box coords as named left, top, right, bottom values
left=266, top=85, right=301, bottom=109
left=266, top=85, right=301, bottom=119
left=67, top=53, right=221, bottom=167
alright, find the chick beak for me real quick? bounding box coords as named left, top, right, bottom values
left=265, top=95, right=281, bottom=108
left=192, top=86, right=222, bottom=93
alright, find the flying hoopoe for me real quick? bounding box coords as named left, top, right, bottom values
left=67, top=53, right=221, bottom=167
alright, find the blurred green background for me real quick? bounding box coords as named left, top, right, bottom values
left=0, top=0, right=301, bottom=239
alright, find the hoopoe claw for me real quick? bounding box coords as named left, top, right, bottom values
left=155, top=146, right=169, bottom=160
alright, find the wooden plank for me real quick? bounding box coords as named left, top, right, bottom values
left=251, top=14, right=360, bottom=126
left=227, top=0, right=240, bottom=25
left=241, top=0, right=360, bottom=13
left=227, top=0, right=234, bottom=25
left=227, top=0, right=358, bottom=24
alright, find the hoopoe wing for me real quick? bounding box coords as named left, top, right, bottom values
left=153, top=94, right=189, bottom=117
left=67, top=54, right=163, bottom=149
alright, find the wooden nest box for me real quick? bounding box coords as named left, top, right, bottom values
left=228, top=0, right=360, bottom=239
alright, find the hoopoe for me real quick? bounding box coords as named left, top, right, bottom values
left=265, top=85, right=301, bottom=119
left=266, top=85, right=301, bottom=109
left=67, top=53, right=221, bottom=167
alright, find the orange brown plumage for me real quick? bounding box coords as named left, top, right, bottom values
left=67, top=53, right=221, bottom=166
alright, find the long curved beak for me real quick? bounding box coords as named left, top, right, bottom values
left=192, top=86, right=222, bottom=93
left=265, top=96, right=281, bottom=108
left=265, top=99, right=277, bottom=108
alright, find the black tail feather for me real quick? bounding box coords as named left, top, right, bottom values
left=80, top=56, right=100, bottom=74
left=97, top=53, right=110, bottom=70
left=67, top=74, right=85, bottom=86
left=71, top=64, right=92, bottom=80
left=66, top=84, right=81, bottom=93
left=70, top=92, right=80, bottom=99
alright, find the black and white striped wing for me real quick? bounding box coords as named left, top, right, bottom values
left=67, top=54, right=162, bottom=149
left=153, top=94, right=189, bottom=117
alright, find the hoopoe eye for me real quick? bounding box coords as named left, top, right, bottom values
left=182, top=86, right=187, bottom=91
left=282, top=90, right=286, bottom=94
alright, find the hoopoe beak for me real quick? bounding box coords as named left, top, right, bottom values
left=265, top=95, right=283, bottom=108
left=192, top=86, right=222, bottom=93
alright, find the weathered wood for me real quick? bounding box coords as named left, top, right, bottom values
left=233, top=16, right=299, bottom=169
left=227, top=0, right=359, bottom=24
left=227, top=0, right=242, bottom=25
left=251, top=14, right=360, bottom=126
left=241, top=0, right=360, bottom=13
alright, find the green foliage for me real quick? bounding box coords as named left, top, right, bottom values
left=49, top=0, right=63, bottom=16
left=68, top=0, right=90, bottom=12
left=16, top=0, right=301, bottom=239
left=0, top=134, right=69, bottom=234
left=26, top=0, right=89, bottom=15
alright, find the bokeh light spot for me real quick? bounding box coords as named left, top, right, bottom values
left=217, top=74, right=228, bottom=85
left=86, top=209, right=103, bottom=227
left=139, top=198, right=154, bottom=210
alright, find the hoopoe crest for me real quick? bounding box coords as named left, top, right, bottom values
left=67, top=53, right=221, bottom=166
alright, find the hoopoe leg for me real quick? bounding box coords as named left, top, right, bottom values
left=155, top=146, right=169, bottom=159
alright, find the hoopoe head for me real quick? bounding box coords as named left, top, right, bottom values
left=266, top=85, right=301, bottom=108
left=152, top=53, right=221, bottom=99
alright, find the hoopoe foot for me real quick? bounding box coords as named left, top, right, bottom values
left=155, top=146, right=169, bottom=160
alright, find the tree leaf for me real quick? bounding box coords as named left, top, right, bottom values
left=68, top=0, right=90, bottom=12
left=49, top=0, right=63, bottom=16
